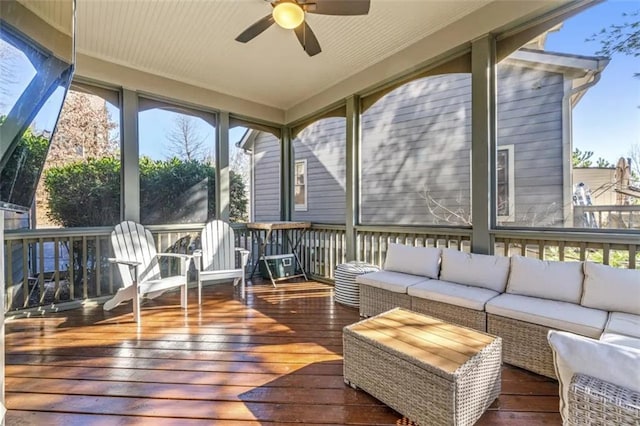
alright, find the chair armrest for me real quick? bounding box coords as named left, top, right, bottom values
left=156, top=252, right=194, bottom=260
left=108, top=258, right=142, bottom=268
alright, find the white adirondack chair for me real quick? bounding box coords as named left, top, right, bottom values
left=195, top=220, right=250, bottom=303
left=104, top=221, right=194, bottom=323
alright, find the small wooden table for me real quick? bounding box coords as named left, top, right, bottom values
left=343, top=308, right=502, bottom=426
left=247, top=221, right=311, bottom=286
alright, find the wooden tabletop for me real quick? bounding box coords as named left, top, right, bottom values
left=346, top=308, right=497, bottom=374
left=246, top=221, right=311, bottom=231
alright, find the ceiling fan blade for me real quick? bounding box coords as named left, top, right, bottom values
left=305, top=0, right=370, bottom=16
left=235, top=14, right=275, bottom=43
left=294, top=21, right=321, bottom=57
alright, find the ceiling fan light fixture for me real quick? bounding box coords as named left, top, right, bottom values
left=272, top=2, right=304, bottom=29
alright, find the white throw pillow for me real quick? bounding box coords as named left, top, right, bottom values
left=383, top=243, right=441, bottom=278
left=581, top=262, right=640, bottom=315
left=507, top=256, right=583, bottom=303
left=548, top=330, right=640, bottom=423
left=440, top=249, right=510, bottom=292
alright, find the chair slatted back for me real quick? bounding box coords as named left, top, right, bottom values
left=111, top=221, right=162, bottom=287
left=201, top=220, right=236, bottom=271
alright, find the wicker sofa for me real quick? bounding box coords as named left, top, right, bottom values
left=356, top=244, right=640, bottom=380
left=548, top=330, right=640, bottom=425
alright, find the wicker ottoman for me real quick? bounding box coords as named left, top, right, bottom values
left=343, top=308, right=502, bottom=426
left=334, top=261, right=379, bottom=308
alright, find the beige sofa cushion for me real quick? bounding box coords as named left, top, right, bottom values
left=506, top=256, right=583, bottom=303
left=581, top=262, right=640, bottom=315
left=604, top=312, right=640, bottom=338
left=383, top=243, right=441, bottom=278
left=600, top=333, right=640, bottom=350
left=408, top=279, right=500, bottom=311
left=548, top=330, right=640, bottom=423
left=486, top=293, right=607, bottom=338
left=440, top=249, right=510, bottom=293
left=356, top=270, right=429, bottom=294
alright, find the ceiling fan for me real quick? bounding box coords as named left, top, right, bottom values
left=235, top=0, right=371, bottom=57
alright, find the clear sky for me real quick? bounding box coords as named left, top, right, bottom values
left=544, top=0, right=639, bottom=164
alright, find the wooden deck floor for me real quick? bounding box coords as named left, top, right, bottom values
left=5, top=280, right=561, bottom=425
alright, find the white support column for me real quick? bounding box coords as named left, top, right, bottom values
left=216, top=111, right=230, bottom=221
left=345, top=96, right=361, bottom=261
left=121, top=89, right=140, bottom=222
left=280, top=127, right=294, bottom=221
left=471, top=35, right=497, bottom=254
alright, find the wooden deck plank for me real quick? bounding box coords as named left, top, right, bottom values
left=5, top=279, right=561, bottom=425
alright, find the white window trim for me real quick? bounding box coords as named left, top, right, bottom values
left=497, top=144, right=515, bottom=222
left=294, top=159, right=308, bottom=211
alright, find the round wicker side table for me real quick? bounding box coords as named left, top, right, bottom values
left=334, top=261, right=379, bottom=308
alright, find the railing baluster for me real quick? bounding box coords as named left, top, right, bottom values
left=22, top=241, right=29, bottom=308
left=82, top=236, right=88, bottom=300
left=38, top=238, right=45, bottom=304
left=69, top=236, right=74, bottom=301
left=96, top=236, right=102, bottom=297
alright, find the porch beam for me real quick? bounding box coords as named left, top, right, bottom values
left=280, top=127, right=294, bottom=221
left=345, top=95, right=361, bottom=261
left=471, top=35, right=497, bottom=254
left=216, top=111, right=230, bottom=221
left=121, top=89, right=140, bottom=222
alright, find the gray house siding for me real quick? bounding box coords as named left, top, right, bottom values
left=361, top=73, right=472, bottom=225
left=252, top=132, right=280, bottom=221
left=251, top=63, right=566, bottom=227
left=498, top=64, right=564, bottom=226
left=293, top=118, right=346, bottom=224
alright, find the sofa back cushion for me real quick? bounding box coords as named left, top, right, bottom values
left=384, top=243, right=441, bottom=278
left=507, top=255, right=583, bottom=303
left=440, top=249, right=510, bottom=292
left=581, top=262, right=640, bottom=315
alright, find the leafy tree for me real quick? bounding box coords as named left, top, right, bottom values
left=230, top=171, right=248, bottom=222
left=0, top=120, right=50, bottom=208
left=573, top=148, right=594, bottom=167
left=45, top=157, right=248, bottom=226
left=588, top=9, right=640, bottom=77
left=572, top=148, right=612, bottom=168
left=44, top=157, right=121, bottom=227
left=596, top=158, right=613, bottom=168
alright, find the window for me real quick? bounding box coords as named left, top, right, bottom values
left=138, top=98, right=216, bottom=225
left=295, top=159, right=307, bottom=211
left=497, top=145, right=515, bottom=222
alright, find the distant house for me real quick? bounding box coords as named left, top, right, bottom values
left=242, top=47, right=607, bottom=228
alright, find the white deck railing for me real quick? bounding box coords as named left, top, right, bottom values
left=4, top=222, right=638, bottom=313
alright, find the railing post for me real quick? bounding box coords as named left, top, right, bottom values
left=345, top=95, right=361, bottom=261
left=471, top=35, right=497, bottom=254
left=280, top=126, right=293, bottom=221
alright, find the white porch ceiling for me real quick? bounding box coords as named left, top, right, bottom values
left=20, top=0, right=566, bottom=123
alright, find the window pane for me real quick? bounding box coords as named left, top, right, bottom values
left=361, top=74, right=471, bottom=226
left=295, top=185, right=305, bottom=206
left=497, top=2, right=639, bottom=229
left=497, top=150, right=508, bottom=217
left=138, top=100, right=216, bottom=225
left=34, top=88, right=121, bottom=228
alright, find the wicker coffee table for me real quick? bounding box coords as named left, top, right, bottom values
left=343, top=308, right=502, bottom=426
